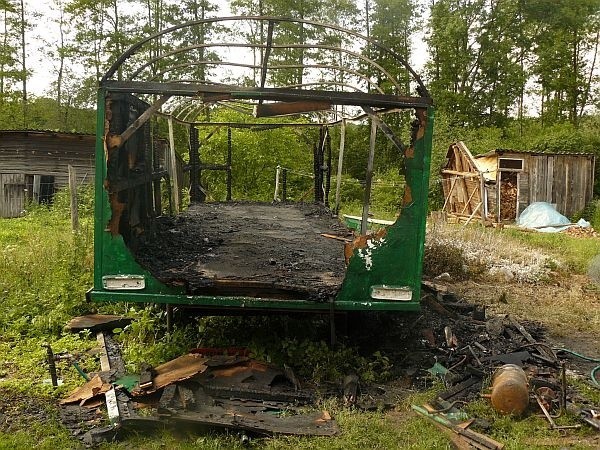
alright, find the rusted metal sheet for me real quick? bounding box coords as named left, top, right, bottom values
left=60, top=374, right=112, bottom=406
left=66, top=314, right=133, bottom=333
left=168, top=408, right=339, bottom=436
left=136, top=354, right=208, bottom=394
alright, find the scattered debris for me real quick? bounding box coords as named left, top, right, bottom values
left=60, top=374, right=112, bottom=407
left=57, top=287, right=600, bottom=446
left=412, top=404, right=504, bottom=449
left=133, top=353, right=208, bottom=394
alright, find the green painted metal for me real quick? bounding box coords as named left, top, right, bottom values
left=90, top=88, right=434, bottom=313
left=89, top=290, right=425, bottom=312
left=92, top=90, right=184, bottom=298
left=336, top=107, right=434, bottom=310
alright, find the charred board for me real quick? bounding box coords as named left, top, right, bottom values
left=132, top=202, right=352, bottom=301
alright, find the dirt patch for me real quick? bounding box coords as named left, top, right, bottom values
left=0, top=388, right=56, bottom=433
left=132, top=202, right=352, bottom=301
left=445, top=275, right=600, bottom=337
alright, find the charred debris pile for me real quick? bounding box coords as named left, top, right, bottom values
left=131, top=202, right=352, bottom=301
left=57, top=285, right=600, bottom=447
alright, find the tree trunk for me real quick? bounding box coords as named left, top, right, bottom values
left=19, top=0, right=26, bottom=127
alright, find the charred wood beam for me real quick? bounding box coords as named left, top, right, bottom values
left=253, top=100, right=332, bottom=117
left=102, top=81, right=432, bottom=108
left=361, top=105, right=405, bottom=153
left=107, top=95, right=170, bottom=150
left=199, top=163, right=229, bottom=171
left=325, top=129, right=332, bottom=207
left=108, top=170, right=168, bottom=193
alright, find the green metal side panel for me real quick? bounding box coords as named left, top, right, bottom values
left=336, top=107, right=434, bottom=309
left=90, top=91, right=434, bottom=313
left=92, top=89, right=183, bottom=298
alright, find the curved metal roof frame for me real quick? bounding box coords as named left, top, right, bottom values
left=101, top=16, right=429, bottom=97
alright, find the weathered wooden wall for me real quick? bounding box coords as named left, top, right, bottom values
left=0, top=131, right=95, bottom=218
left=498, top=152, right=595, bottom=218
left=0, top=173, right=26, bottom=218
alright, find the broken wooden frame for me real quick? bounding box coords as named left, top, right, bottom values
left=90, top=16, right=434, bottom=313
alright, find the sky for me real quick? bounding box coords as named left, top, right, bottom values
left=25, top=0, right=429, bottom=98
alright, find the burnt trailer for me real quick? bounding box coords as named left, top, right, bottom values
left=88, top=17, right=434, bottom=314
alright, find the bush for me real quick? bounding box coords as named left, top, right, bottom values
left=423, top=242, right=467, bottom=279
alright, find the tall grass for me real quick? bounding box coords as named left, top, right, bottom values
left=0, top=186, right=96, bottom=337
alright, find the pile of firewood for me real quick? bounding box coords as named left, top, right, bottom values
left=562, top=226, right=599, bottom=238
left=500, top=179, right=518, bottom=220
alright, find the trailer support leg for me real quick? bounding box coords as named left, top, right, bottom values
left=166, top=304, right=174, bottom=333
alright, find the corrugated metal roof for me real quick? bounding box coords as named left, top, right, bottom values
left=491, top=148, right=594, bottom=157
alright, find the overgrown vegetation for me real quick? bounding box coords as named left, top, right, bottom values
left=2, top=186, right=600, bottom=448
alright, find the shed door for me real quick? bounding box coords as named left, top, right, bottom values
left=1, top=173, right=26, bottom=218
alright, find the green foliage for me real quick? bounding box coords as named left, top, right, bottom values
left=186, top=108, right=318, bottom=202
left=504, top=228, right=600, bottom=274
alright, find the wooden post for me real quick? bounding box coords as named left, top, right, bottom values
left=68, top=165, right=79, bottom=232
left=226, top=127, right=232, bottom=202
left=334, top=118, right=346, bottom=214
left=274, top=165, right=281, bottom=201
left=167, top=116, right=180, bottom=214
left=360, top=120, right=377, bottom=235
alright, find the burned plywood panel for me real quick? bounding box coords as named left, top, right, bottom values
left=132, top=202, right=351, bottom=301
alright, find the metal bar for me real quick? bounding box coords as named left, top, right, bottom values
left=132, top=42, right=399, bottom=93
left=43, top=344, right=58, bottom=387
left=227, top=127, right=232, bottom=201
left=152, top=124, right=162, bottom=215
left=360, top=120, right=377, bottom=235
left=108, top=95, right=170, bottom=150
left=313, top=145, right=319, bottom=203
left=189, top=126, right=203, bottom=202
left=325, top=129, right=332, bottom=207
left=260, top=20, right=275, bottom=91
left=88, top=289, right=422, bottom=312
left=362, top=105, right=405, bottom=153
left=99, top=16, right=430, bottom=96
left=334, top=119, right=346, bottom=214
left=167, top=116, right=180, bottom=213
left=199, top=163, right=229, bottom=171
left=102, top=81, right=432, bottom=108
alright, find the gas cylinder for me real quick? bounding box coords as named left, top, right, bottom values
left=490, top=364, right=529, bottom=415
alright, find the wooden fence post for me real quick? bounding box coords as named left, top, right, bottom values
left=68, top=165, right=79, bottom=232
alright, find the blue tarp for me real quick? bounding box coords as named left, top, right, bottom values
left=517, top=202, right=573, bottom=233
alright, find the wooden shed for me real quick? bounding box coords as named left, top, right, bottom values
left=441, top=141, right=596, bottom=223
left=0, top=130, right=95, bottom=218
